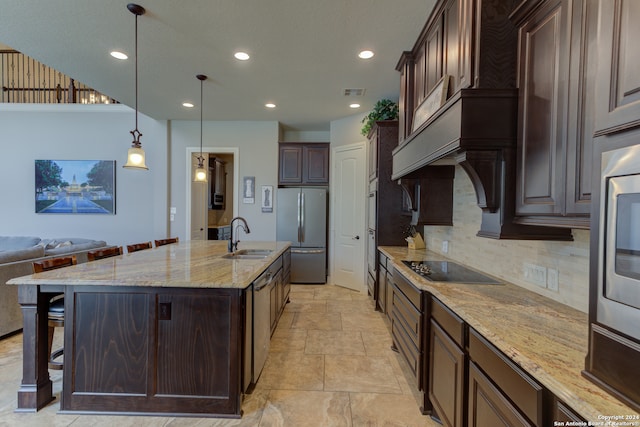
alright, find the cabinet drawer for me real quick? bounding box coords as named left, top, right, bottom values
left=431, top=297, right=465, bottom=348
left=392, top=310, right=421, bottom=381
left=469, top=328, right=543, bottom=426
left=392, top=270, right=422, bottom=309
left=391, top=284, right=421, bottom=349
left=379, top=252, right=388, bottom=270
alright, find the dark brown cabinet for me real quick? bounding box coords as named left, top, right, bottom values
left=428, top=298, right=466, bottom=427
left=367, top=121, right=412, bottom=306
left=390, top=270, right=424, bottom=389
left=278, top=143, right=329, bottom=186
left=63, top=286, right=242, bottom=415
left=468, top=328, right=544, bottom=427
left=511, top=0, right=597, bottom=229
left=208, top=225, right=231, bottom=240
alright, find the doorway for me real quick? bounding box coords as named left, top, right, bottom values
left=186, top=147, right=239, bottom=240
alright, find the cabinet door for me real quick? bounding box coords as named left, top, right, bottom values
left=429, top=320, right=465, bottom=427
left=270, top=281, right=278, bottom=334
left=468, top=362, right=533, bottom=427
left=595, top=0, right=640, bottom=134
left=377, top=264, right=387, bottom=313
left=385, top=268, right=393, bottom=321
left=279, top=145, right=303, bottom=184
left=515, top=0, right=566, bottom=217
left=303, top=145, right=329, bottom=184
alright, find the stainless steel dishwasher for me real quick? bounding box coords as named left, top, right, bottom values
left=252, top=266, right=274, bottom=385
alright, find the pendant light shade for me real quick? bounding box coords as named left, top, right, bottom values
left=123, top=3, right=148, bottom=170
left=194, top=74, right=208, bottom=183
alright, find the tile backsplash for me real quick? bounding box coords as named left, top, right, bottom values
left=422, top=165, right=590, bottom=312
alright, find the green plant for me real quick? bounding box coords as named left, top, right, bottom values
left=361, top=99, right=399, bottom=136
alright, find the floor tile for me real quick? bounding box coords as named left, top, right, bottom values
left=259, top=390, right=351, bottom=427
left=291, top=311, right=342, bottom=331
left=349, top=392, right=439, bottom=427
left=324, top=355, right=402, bottom=394
left=305, top=330, right=366, bottom=356
left=257, top=352, right=324, bottom=391
left=270, top=328, right=307, bottom=353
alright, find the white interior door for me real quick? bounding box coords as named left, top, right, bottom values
left=331, top=143, right=366, bottom=292
left=190, top=154, right=207, bottom=240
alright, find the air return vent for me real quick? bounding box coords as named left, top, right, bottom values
left=343, top=88, right=366, bottom=96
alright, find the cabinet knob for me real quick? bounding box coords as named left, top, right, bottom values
left=353, top=235, right=360, bottom=240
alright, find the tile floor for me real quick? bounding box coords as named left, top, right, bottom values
left=0, top=285, right=439, bottom=426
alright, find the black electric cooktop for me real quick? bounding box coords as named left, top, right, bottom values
left=402, top=260, right=501, bottom=285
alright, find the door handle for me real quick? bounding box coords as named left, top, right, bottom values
left=353, top=235, right=360, bottom=240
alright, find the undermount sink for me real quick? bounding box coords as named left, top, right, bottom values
left=221, top=249, right=273, bottom=260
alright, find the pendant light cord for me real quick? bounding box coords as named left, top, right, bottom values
left=200, top=77, right=203, bottom=158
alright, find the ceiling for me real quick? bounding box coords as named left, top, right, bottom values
left=0, top=0, right=436, bottom=131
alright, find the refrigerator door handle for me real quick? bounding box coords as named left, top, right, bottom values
left=297, top=192, right=302, bottom=242
left=291, top=248, right=325, bottom=254
left=300, top=192, right=305, bottom=242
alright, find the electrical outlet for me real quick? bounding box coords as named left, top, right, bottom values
left=547, top=268, right=559, bottom=292
left=442, top=240, right=449, bottom=253
left=523, top=262, right=547, bottom=288
left=170, top=207, right=177, bottom=214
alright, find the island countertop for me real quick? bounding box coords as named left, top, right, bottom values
left=379, top=246, right=639, bottom=422
left=8, top=240, right=291, bottom=289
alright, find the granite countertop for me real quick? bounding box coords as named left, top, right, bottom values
left=378, top=246, right=640, bottom=422
left=8, top=240, right=291, bottom=290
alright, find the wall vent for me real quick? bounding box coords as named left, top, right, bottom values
left=343, top=88, right=366, bottom=96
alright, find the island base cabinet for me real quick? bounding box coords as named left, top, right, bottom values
left=61, top=286, right=242, bottom=417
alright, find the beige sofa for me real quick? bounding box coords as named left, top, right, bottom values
left=0, top=236, right=108, bottom=338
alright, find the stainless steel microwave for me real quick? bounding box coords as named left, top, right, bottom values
left=597, top=144, right=640, bottom=341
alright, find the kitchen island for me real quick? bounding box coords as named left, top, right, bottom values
left=8, top=240, right=291, bottom=417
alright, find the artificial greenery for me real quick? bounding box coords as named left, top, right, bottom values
left=361, top=99, right=399, bottom=136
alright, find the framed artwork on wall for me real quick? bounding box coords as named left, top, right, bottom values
left=243, top=176, right=255, bottom=204
left=261, top=185, right=273, bottom=213
left=35, top=160, right=116, bottom=214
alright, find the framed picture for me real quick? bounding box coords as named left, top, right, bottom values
left=35, top=160, right=116, bottom=214
left=242, top=176, right=255, bottom=204
left=261, top=185, right=273, bottom=213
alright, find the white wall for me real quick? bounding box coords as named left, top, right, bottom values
left=330, top=113, right=367, bottom=147
left=169, top=120, right=280, bottom=242
left=0, top=104, right=168, bottom=247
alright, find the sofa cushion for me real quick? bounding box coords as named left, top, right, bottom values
left=0, top=246, right=45, bottom=264
left=44, top=239, right=107, bottom=256
left=0, top=236, right=42, bottom=251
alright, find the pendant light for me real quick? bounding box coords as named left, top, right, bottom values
left=193, top=74, right=208, bottom=182
left=123, top=3, right=148, bottom=170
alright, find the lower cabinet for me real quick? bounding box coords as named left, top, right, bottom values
left=429, top=298, right=466, bottom=427
left=468, top=328, right=544, bottom=427
left=391, top=270, right=424, bottom=388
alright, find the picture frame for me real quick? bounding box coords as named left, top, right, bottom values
left=412, top=74, right=450, bottom=132
left=35, top=160, right=116, bottom=214
left=261, top=185, right=273, bottom=213
left=242, top=176, right=255, bottom=204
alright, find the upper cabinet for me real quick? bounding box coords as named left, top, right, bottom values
left=511, top=0, right=597, bottom=229
left=594, top=0, right=640, bottom=135
left=278, top=143, right=329, bottom=186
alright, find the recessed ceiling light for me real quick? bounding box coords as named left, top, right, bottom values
left=358, top=50, right=374, bottom=59
left=265, top=103, right=276, bottom=109
left=182, top=102, right=194, bottom=108
left=234, top=51, right=250, bottom=61
left=110, top=51, right=128, bottom=60
left=350, top=103, right=361, bottom=109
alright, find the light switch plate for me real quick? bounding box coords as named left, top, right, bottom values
left=442, top=240, right=449, bottom=253
left=547, top=268, right=559, bottom=292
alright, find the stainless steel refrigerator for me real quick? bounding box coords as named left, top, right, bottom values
left=277, top=188, right=327, bottom=283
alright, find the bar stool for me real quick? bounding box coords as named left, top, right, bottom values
left=154, top=237, right=179, bottom=247
left=87, top=246, right=123, bottom=261
left=32, top=255, right=77, bottom=370
left=126, top=241, right=152, bottom=253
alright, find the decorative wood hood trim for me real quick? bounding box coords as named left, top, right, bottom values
left=392, top=88, right=572, bottom=240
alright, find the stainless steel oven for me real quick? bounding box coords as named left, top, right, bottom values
left=597, top=144, right=640, bottom=341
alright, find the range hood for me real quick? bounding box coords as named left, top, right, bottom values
left=392, top=88, right=571, bottom=240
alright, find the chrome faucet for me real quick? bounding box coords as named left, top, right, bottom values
left=228, top=216, right=251, bottom=252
